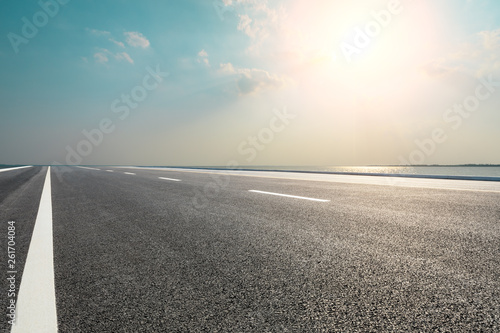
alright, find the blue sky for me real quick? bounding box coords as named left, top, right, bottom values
left=1, top=0, right=499, bottom=166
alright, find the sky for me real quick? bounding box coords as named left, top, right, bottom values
left=0, top=0, right=499, bottom=166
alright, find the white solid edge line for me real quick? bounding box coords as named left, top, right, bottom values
left=105, top=170, right=114, bottom=172
left=11, top=167, right=57, bottom=333
left=158, top=177, right=181, bottom=182
left=124, top=172, right=136, bottom=175
left=0, top=166, right=33, bottom=173
left=249, top=190, right=330, bottom=202
left=75, top=166, right=100, bottom=171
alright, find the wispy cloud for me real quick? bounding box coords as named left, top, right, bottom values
left=115, top=52, right=134, bottom=64
left=93, top=49, right=134, bottom=65
left=87, top=28, right=125, bottom=48
left=219, top=62, right=287, bottom=95
left=237, top=14, right=255, bottom=38
left=86, top=28, right=111, bottom=36
left=87, top=29, right=151, bottom=65
left=94, top=51, right=109, bottom=64
left=479, top=28, right=500, bottom=50
left=424, top=28, right=500, bottom=78
left=124, top=31, right=150, bottom=48
left=197, top=49, right=210, bottom=66
left=109, top=38, right=125, bottom=48
left=218, top=0, right=284, bottom=55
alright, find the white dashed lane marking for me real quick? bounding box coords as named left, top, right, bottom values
left=75, top=166, right=100, bottom=171
left=158, top=177, right=181, bottom=182
left=0, top=166, right=33, bottom=173
left=248, top=190, right=330, bottom=202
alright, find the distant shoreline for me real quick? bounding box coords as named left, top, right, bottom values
left=2, top=164, right=500, bottom=167
left=2, top=164, right=500, bottom=182
left=121, top=165, right=500, bottom=182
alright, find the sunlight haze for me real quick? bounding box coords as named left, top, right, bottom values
left=1, top=0, right=499, bottom=166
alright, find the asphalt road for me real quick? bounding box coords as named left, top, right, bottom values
left=2, top=166, right=500, bottom=332
left=0, top=166, right=45, bottom=333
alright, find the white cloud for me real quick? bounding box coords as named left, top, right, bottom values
left=109, top=38, right=125, bottom=48
left=93, top=49, right=134, bottom=65
left=94, top=52, right=109, bottom=64
left=478, top=28, right=500, bottom=50
left=425, top=28, right=500, bottom=78
left=87, top=28, right=124, bottom=48
left=115, top=52, right=134, bottom=64
left=124, top=31, right=150, bottom=48
left=86, top=28, right=110, bottom=36
left=219, top=62, right=287, bottom=95
left=220, top=62, right=235, bottom=73
left=229, top=1, right=285, bottom=55
left=87, top=29, right=145, bottom=65
left=197, top=49, right=210, bottom=67
left=237, top=14, right=255, bottom=38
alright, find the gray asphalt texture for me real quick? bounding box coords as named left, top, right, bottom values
left=0, top=166, right=45, bottom=333
left=3, top=166, right=500, bottom=332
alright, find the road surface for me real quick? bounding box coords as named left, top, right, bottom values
left=1, top=166, right=499, bottom=332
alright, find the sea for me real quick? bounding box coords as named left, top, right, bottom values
left=218, top=165, right=500, bottom=178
